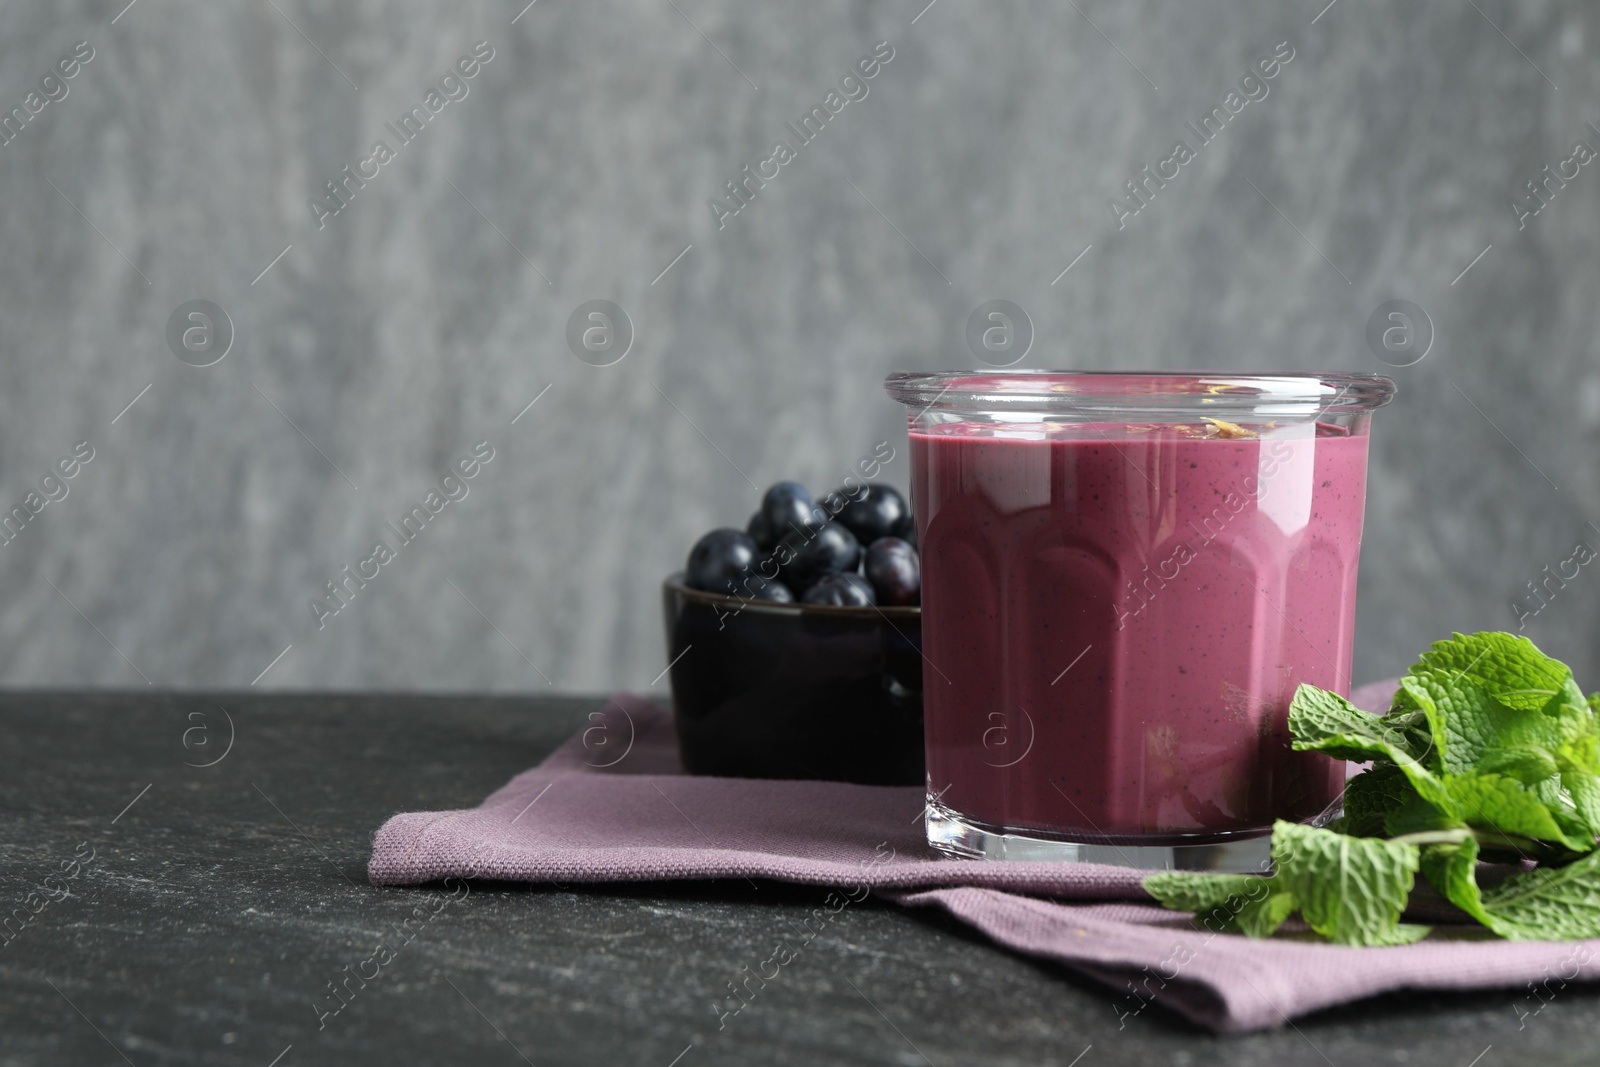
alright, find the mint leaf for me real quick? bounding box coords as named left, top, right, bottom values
left=1391, top=677, right=1447, bottom=767
left=1288, top=685, right=1453, bottom=813
left=1381, top=771, right=1592, bottom=852
left=1340, top=764, right=1417, bottom=838
left=1421, top=835, right=1600, bottom=940
left=1383, top=791, right=1460, bottom=837
left=1563, top=732, right=1600, bottom=776
left=1445, top=773, right=1594, bottom=851
left=1536, top=780, right=1596, bottom=848
left=1478, top=744, right=1560, bottom=784
left=1151, top=634, right=1600, bottom=946
left=1142, top=871, right=1295, bottom=938
left=1142, top=871, right=1260, bottom=913
left=1415, top=632, right=1579, bottom=711
left=1563, top=767, right=1600, bottom=836
left=1557, top=691, right=1600, bottom=774
left=1271, top=820, right=1429, bottom=946
left=1479, top=847, right=1600, bottom=940
left=1289, top=684, right=1430, bottom=763
left=1229, top=881, right=1298, bottom=938
left=1406, top=632, right=1590, bottom=776
left=1418, top=836, right=1494, bottom=926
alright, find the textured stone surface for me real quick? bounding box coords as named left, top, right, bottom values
left=0, top=1, right=1595, bottom=691
left=6, top=691, right=1600, bottom=1066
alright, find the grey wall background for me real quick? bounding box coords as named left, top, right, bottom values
left=0, top=0, right=1596, bottom=693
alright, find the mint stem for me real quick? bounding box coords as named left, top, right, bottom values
left=1386, top=829, right=1473, bottom=847
left=1387, top=827, right=1562, bottom=857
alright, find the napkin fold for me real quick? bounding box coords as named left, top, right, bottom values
left=368, top=681, right=1600, bottom=1033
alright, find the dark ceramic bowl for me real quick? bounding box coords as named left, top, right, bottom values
left=661, top=574, right=924, bottom=785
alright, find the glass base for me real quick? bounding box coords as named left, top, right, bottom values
left=925, top=799, right=1274, bottom=873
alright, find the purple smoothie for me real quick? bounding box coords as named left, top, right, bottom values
left=911, top=421, right=1368, bottom=841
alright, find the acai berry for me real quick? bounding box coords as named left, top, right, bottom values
left=680, top=478, right=918, bottom=609
left=775, top=521, right=861, bottom=591
left=801, top=571, right=877, bottom=607
left=833, top=483, right=910, bottom=546
left=685, top=528, right=760, bottom=594
left=746, top=510, right=777, bottom=550
left=864, top=536, right=920, bottom=606
left=813, top=489, right=848, bottom=523
left=893, top=510, right=916, bottom=543
left=740, top=572, right=795, bottom=603
left=760, top=481, right=815, bottom=541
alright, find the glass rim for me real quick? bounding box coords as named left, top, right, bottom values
left=884, top=370, right=1396, bottom=415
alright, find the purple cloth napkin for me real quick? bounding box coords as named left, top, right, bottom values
left=368, top=681, right=1600, bottom=1033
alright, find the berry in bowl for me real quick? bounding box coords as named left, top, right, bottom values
left=663, top=480, right=924, bottom=785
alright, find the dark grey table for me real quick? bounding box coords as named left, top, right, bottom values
left=2, top=693, right=1595, bottom=1067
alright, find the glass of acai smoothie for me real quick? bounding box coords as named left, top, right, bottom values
left=884, top=371, right=1396, bottom=870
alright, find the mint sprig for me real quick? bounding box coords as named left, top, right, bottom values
left=1144, top=632, right=1600, bottom=945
